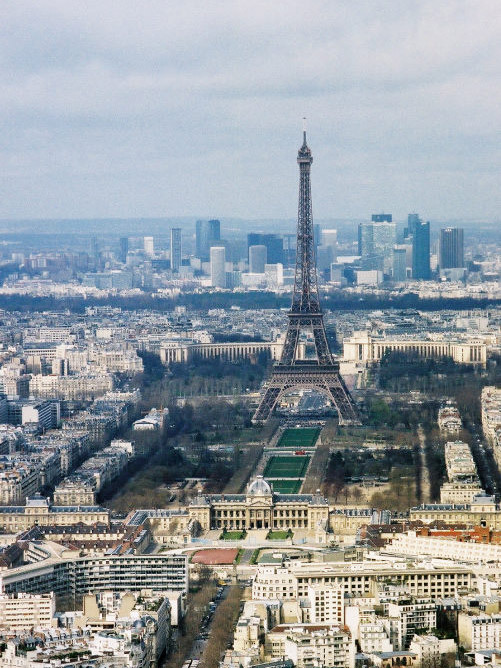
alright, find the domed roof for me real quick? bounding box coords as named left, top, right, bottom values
left=247, top=476, right=272, bottom=496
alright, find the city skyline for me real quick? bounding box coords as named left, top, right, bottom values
left=1, top=1, right=500, bottom=222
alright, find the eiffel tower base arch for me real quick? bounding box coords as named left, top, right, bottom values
left=252, top=364, right=360, bottom=425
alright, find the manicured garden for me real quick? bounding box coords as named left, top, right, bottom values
left=220, top=529, right=247, bottom=540
left=277, top=427, right=320, bottom=449
left=266, top=529, right=293, bottom=540
left=270, top=479, right=302, bottom=493
left=263, top=455, right=310, bottom=478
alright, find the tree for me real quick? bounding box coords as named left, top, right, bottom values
left=352, top=486, right=364, bottom=505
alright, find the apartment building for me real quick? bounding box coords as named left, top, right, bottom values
left=386, top=600, right=437, bottom=650
left=439, top=481, right=485, bottom=504
left=253, top=561, right=474, bottom=601
left=0, top=592, right=56, bottom=632
left=482, top=386, right=501, bottom=465
left=284, top=625, right=355, bottom=668
left=445, top=441, right=477, bottom=482
left=307, top=584, right=345, bottom=624
left=437, top=405, right=462, bottom=435
left=0, top=552, right=188, bottom=600
left=30, top=372, right=114, bottom=400
left=459, top=613, right=501, bottom=651
left=387, top=531, right=501, bottom=563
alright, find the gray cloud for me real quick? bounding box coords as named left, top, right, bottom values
left=0, top=0, right=500, bottom=221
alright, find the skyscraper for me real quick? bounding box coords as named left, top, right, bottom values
left=406, top=214, right=431, bottom=280
left=90, top=236, right=99, bottom=259
left=119, top=237, right=129, bottom=264
left=283, top=233, right=296, bottom=268
left=196, top=219, right=220, bottom=261
left=144, top=236, right=154, bottom=257
left=358, top=218, right=396, bottom=273
left=210, top=246, right=226, bottom=288
left=249, top=245, right=267, bottom=273
left=321, top=229, right=338, bottom=261
left=392, top=246, right=407, bottom=282
left=170, top=228, right=182, bottom=273
left=247, top=233, right=283, bottom=264
left=371, top=213, right=393, bottom=223
left=439, top=227, right=464, bottom=269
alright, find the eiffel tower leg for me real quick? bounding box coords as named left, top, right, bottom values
left=324, top=376, right=361, bottom=425
left=280, top=321, right=300, bottom=364
left=252, top=386, right=281, bottom=423
left=311, top=320, right=332, bottom=365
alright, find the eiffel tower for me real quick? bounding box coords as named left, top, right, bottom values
left=253, top=129, right=360, bottom=424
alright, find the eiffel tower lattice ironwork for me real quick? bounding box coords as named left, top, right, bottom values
left=253, top=130, right=360, bottom=424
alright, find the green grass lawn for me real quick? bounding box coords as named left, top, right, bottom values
left=263, top=455, right=310, bottom=478
left=220, top=530, right=246, bottom=540
left=277, top=428, right=320, bottom=449
left=270, top=479, right=302, bottom=493
left=267, top=530, right=293, bottom=540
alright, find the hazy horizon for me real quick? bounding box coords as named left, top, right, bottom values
left=2, top=1, right=500, bottom=221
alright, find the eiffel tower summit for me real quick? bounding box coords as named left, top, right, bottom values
left=253, top=128, right=360, bottom=425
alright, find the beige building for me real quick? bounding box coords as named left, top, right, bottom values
left=0, top=494, right=109, bottom=533
left=189, top=477, right=329, bottom=533
left=125, top=508, right=193, bottom=545
left=445, top=441, right=477, bottom=482
left=53, top=479, right=97, bottom=506
left=160, top=340, right=285, bottom=364
left=408, top=635, right=442, bottom=668
left=410, top=495, right=501, bottom=528
left=440, top=481, right=485, bottom=504
left=343, top=331, right=487, bottom=366
left=0, top=592, right=56, bottom=632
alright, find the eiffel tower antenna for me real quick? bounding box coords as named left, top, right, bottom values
left=253, top=129, right=360, bottom=424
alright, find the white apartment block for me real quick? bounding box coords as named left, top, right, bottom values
left=459, top=613, right=501, bottom=651
left=307, top=584, right=344, bottom=624
left=345, top=606, right=392, bottom=653
left=387, top=601, right=437, bottom=650
left=0, top=592, right=55, bottom=632
left=387, top=531, right=501, bottom=564
left=253, top=561, right=474, bottom=601
left=252, top=566, right=298, bottom=600
left=283, top=626, right=355, bottom=668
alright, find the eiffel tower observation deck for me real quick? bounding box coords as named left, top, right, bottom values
left=252, top=129, right=360, bottom=425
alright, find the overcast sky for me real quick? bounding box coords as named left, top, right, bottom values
left=1, top=1, right=500, bottom=223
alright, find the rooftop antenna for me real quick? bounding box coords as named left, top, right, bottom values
left=302, top=116, right=307, bottom=143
